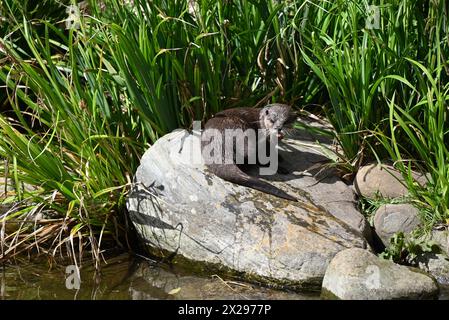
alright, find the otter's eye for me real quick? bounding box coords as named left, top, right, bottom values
left=265, top=109, right=269, bottom=115
left=269, top=119, right=275, bottom=124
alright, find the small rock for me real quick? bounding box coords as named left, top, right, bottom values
left=373, top=204, right=421, bottom=247
left=322, top=248, right=439, bottom=299
left=354, top=164, right=427, bottom=199
left=414, top=253, right=449, bottom=284
left=129, top=260, right=316, bottom=300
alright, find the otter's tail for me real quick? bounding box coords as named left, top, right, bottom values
left=207, top=164, right=297, bottom=202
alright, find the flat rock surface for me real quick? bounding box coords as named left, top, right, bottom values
left=127, top=127, right=370, bottom=290
left=322, top=248, right=439, bottom=299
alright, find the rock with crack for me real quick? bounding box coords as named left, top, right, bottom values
left=127, top=128, right=370, bottom=290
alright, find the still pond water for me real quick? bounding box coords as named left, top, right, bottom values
left=1, top=252, right=448, bottom=300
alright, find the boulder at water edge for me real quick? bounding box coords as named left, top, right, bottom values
left=127, top=128, right=370, bottom=290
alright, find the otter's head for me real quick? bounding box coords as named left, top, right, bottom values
left=260, top=104, right=296, bottom=140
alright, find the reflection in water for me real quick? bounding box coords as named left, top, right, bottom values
left=2, top=253, right=448, bottom=300
left=0, top=253, right=317, bottom=300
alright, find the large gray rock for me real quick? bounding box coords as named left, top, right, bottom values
left=373, top=204, right=421, bottom=247
left=127, top=128, right=370, bottom=290
left=322, top=248, right=439, bottom=299
left=354, top=164, right=427, bottom=199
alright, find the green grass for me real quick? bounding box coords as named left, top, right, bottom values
left=0, top=0, right=448, bottom=262
left=379, top=231, right=441, bottom=265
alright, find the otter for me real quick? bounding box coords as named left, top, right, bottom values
left=201, top=103, right=297, bottom=201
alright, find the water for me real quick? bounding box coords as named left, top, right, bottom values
left=0, top=253, right=317, bottom=300
left=2, top=252, right=448, bottom=300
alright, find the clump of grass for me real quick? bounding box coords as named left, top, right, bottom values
left=299, top=0, right=448, bottom=173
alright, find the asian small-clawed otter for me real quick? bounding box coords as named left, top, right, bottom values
left=201, top=103, right=297, bottom=201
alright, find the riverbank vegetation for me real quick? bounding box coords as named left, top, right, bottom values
left=0, top=0, right=448, bottom=263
